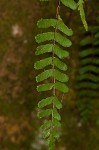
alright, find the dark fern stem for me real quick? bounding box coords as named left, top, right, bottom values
left=76, top=25, right=99, bottom=124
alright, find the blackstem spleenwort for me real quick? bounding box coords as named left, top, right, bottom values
left=34, top=0, right=88, bottom=149
left=76, top=25, right=99, bottom=123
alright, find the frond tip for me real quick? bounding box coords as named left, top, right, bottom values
left=77, top=0, right=88, bottom=31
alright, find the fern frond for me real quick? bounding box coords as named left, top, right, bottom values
left=80, top=36, right=91, bottom=46
left=81, top=58, right=99, bottom=65
left=53, top=108, right=61, bottom=120
left=76, top=27, right=99, bottom=123
left=77, top=90, right=98, bottom=97
left=35, top=0, right=75, bottom=148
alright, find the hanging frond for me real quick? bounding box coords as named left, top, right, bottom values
left=34, top=0, right=78, bottom=149
left=76, top=26, right=99, bottom=123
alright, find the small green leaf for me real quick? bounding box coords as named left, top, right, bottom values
left=35, top=44, right=69, bottom=59
left=61, top=0, right=77, bottom=10
left=54, top=57, right=67, bottom=71
left=53, top=108, right=61, bottom=120
left=48, top=135, right=55, bottom=150
left=37, top=83, right=54, bottom=92
left=35, top=32, right=72, bottom=47
left=34, top=57, right=67, bottom=71
left=36, top=69, right=53, bottom=82
left=40, top=120, right=52, bottom=130
left=34, top=57, right=52, bottom=70
left=36, top=69, right=68, bottom=82
left=53, top=118, right=61, bottom=127
left=80, top=36, right=92, bottom=46
left=79, top=65, right=99, bottom=74
left=37, top=109, right=52, bottom=118
left=37, top=19, right=73, bottom=36
left=77, top=73, right=99, bottom=82
left=77, top=90, right=98, bottom=97
left=38, top=96, right=53, bottom=108
left=55, top=82, right=69, bottom=93
left=80, top=48, right=93, bottom=57
left=76, top=82, right=99, bottom=90
left=54, top=96, right=62, bottom=109
left=42, top=129, right=50, bottom=139
left=51, top=130, right=60, bottom=139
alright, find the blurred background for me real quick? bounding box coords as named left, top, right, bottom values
left=0, top=0, right=99, bottom=150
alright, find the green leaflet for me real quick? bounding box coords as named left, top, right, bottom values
left=38, top=96, right=53, bottom=108
left=79, top=65, right=99, bottom=74
left=37, top=109, right=52, bottom=118
left=95, top=32, right=99, bottom=39
left=38, top=96, right=62, bottom=109
left=80, top=36, right=92, bottom=46
left=36, top=69, right=68, bottom=83
left=77, top=90, right=98, bottom=97
left=37, top=83, right=54, bottom=92
left=54, top=96, right=62, bottom=109
left=77, top=0, right=88, bottom=31
left=80, top=48, right=94, bottom=57
left=37, top=19, right=73, bottom=36
left=61, top=0, right=77, bottom=10
left=34, top=57, right=67, bottom=71
left=35, top=44, right=69, bottom=59
left=81, top=58, right=99, bottom=65
left=53, top=108, right=61, bottom=120
left=48, top=134, right=55, bottom=150
left=37, top=82, right=68, bottom=93
left=40, top=120, right=52, bottom=130
left=55, top=82, right=69, bottom=93
left=77, top=74, right=99, bottom=82
left=42, top=129, right=50, bottom=139
left=53, top=118, right=61, bottom=127
left=76, top=82, right=99, bottom=90
left=35, top=32, right=72, bottom=47
left=94, top=39, right=99, bottom=45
